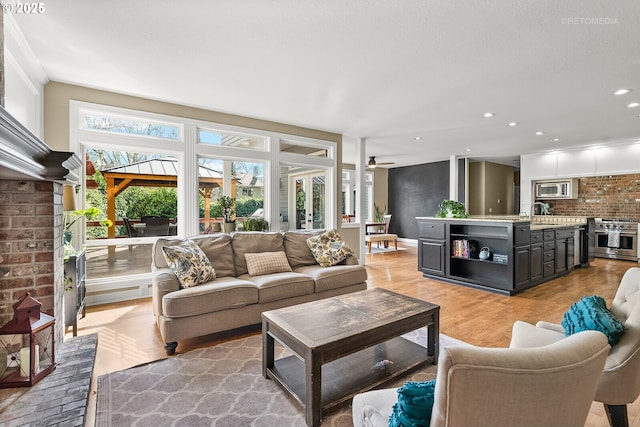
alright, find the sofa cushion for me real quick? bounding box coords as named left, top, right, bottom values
left=190, top=234, right=236, bottom=278
left=245, top=251, right=292, bottom=276
left=562, top=295, right=626, bottom=346
left=283, top=230, right=323, bottom=269
left=232, top=232, right=285, bottom=276
left=162, top=239, right=216, bottom=288
left=306, top=229, right=354, bottom=267
left=240, top=272, right=314, bottom=303
left=162, top=277, right=258, bottom=318
left=294, top=264, right=368, bottom=293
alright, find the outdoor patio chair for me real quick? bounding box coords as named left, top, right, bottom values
left=122, top=218, right=139, bottom=252
left=143, top=216, right=170, bottom=236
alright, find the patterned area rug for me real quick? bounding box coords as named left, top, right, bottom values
left=96, top=331, right=465, bottom=426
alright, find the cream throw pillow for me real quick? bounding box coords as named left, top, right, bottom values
left=245, top=251, right=292, bottom=276
left=162, top=239, right=216, bottom=288
left=306, top=229, right=354, bottom=267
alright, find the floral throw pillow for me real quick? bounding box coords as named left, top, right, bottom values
left=162, top=239, right=216, bottom=288
left=306, top=229, right=354, bottom=267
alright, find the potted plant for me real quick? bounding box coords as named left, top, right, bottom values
left=434, top=199, right=469, bottom=218
left=209, top=204, right=223, bottom=232
left=216, top=195, right=236, bottom=233
left=243, top=217, right=269, bottom=231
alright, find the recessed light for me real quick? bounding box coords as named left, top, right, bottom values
left=551, top=138, right=560, bottom=142
left=483, top=112, right=495, bottom=118
left=508, top=122, right=518, bottom=127
left=614, top=89, right=631, bottom=96
left=414, top=136, right=423, bottom=140
left=535, top=131, right=544, bottom=136
left=627, top=102, right=640, bottom=108
left=464, top=148, right=472, bottom=152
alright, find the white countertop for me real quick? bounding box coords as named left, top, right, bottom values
left=417, top=215, right=587, bottom=229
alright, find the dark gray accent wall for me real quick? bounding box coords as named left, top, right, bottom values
left=388, top=160, right=450, bottom=239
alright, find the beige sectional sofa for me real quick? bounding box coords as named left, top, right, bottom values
left=152, top=230, right=368, bottom=354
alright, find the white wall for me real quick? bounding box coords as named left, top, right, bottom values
left=3, top=15, right=47, bottom=137
left=520, top=141, right=640, bottom=212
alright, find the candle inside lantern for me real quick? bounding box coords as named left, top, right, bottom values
left=19, top=345, right=39, bottom=377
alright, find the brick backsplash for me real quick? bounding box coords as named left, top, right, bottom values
left=547, top=173, right=640, bottom=221
left=0, top=180, right=64, bottom=350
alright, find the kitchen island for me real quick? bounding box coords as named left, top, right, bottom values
left=417, top=215, right=587, bottom=295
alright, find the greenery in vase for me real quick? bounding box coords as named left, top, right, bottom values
left=374, top=203, right=388, bottom=222
left=434, top=199, right=469, bottom=218
left=216, top=196, right=236, bottom=223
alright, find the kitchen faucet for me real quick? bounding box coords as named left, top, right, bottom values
left=530, top=202, right=548, bottom=219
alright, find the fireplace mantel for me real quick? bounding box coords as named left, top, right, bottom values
left=0, top=104, right=81, bottom=182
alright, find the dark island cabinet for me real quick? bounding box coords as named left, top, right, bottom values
left=530, top=236, right=544, bottom=283
left=555, top=228, right=573, bottom=274
left=419, top=240, right=446, bottom=276
left=514, top=245, right=531, bottom=289
left=418, top=220, right=446, bottom=276
left=513, top=224, right=531, bottom=290
left=417, top=218, right=575, bottom=296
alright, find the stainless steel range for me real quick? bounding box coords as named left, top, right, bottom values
left=594, top=219, right=638, bottom=261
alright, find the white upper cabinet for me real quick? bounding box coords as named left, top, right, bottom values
left=595, top=144, right=640, bottom=174
left=556, top=150, right=596, bottom=177
left=522, top=142, right=640, bottom=180
left=521, top=152, right=557, bottom=179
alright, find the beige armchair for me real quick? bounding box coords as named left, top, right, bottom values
left=352, top=330, right=609, bottom=427
left=511, top=267, right=640, bottom=427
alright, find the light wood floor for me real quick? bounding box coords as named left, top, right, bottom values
left=76, top=242, right=639, bottom=427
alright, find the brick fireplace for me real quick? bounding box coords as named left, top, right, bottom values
left=0, top=103, right=80, bottom=352
left=0, top=180, right=65, bottom=349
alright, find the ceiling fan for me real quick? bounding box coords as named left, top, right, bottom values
left=367, top=156, right=395, bottom=168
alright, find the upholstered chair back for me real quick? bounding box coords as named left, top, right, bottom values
left=428, top=330, right=609, bottom=427
left=353, top=331, right=609, bottom=427
left=596, top=267, right=640, bottom=405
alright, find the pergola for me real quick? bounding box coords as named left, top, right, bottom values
left=96, top=157, right=237, bottom=238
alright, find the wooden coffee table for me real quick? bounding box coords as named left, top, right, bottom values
left=261, top=288, right=440, bottom=427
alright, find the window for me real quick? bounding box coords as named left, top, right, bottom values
left=199, top=129, right=266, bottom=150
left=83, top=114, right=180, bottom=140
left=342, top=168, right=374, bottom=222
left=71, top=101, right=337, bottom=305
left=197, top=157, right=265, bottom=233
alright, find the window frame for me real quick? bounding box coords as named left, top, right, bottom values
left=69, top=101, right=338, bottom=304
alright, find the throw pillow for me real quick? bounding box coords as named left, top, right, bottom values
left=162, top=239, right=216, bottom=288
left=562, top=295, right=625, bottom=346
left=306, top=229, right=354, bottom=267
left=245, top=251, right=292, bottom=276
left=389, top=380, right=437, bottom=427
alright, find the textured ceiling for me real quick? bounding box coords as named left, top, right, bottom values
left=11, top=0, right=640, bottom=168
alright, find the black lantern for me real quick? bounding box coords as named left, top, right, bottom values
left=0, top=293, right=56, bottom=388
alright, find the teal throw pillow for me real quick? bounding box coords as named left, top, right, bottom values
left=389, top=380, right=436, bottom=427
left=562, top=295, right=625, bottom=346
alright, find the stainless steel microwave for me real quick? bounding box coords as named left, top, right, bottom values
left=535, top=179, right=578, bottom=199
